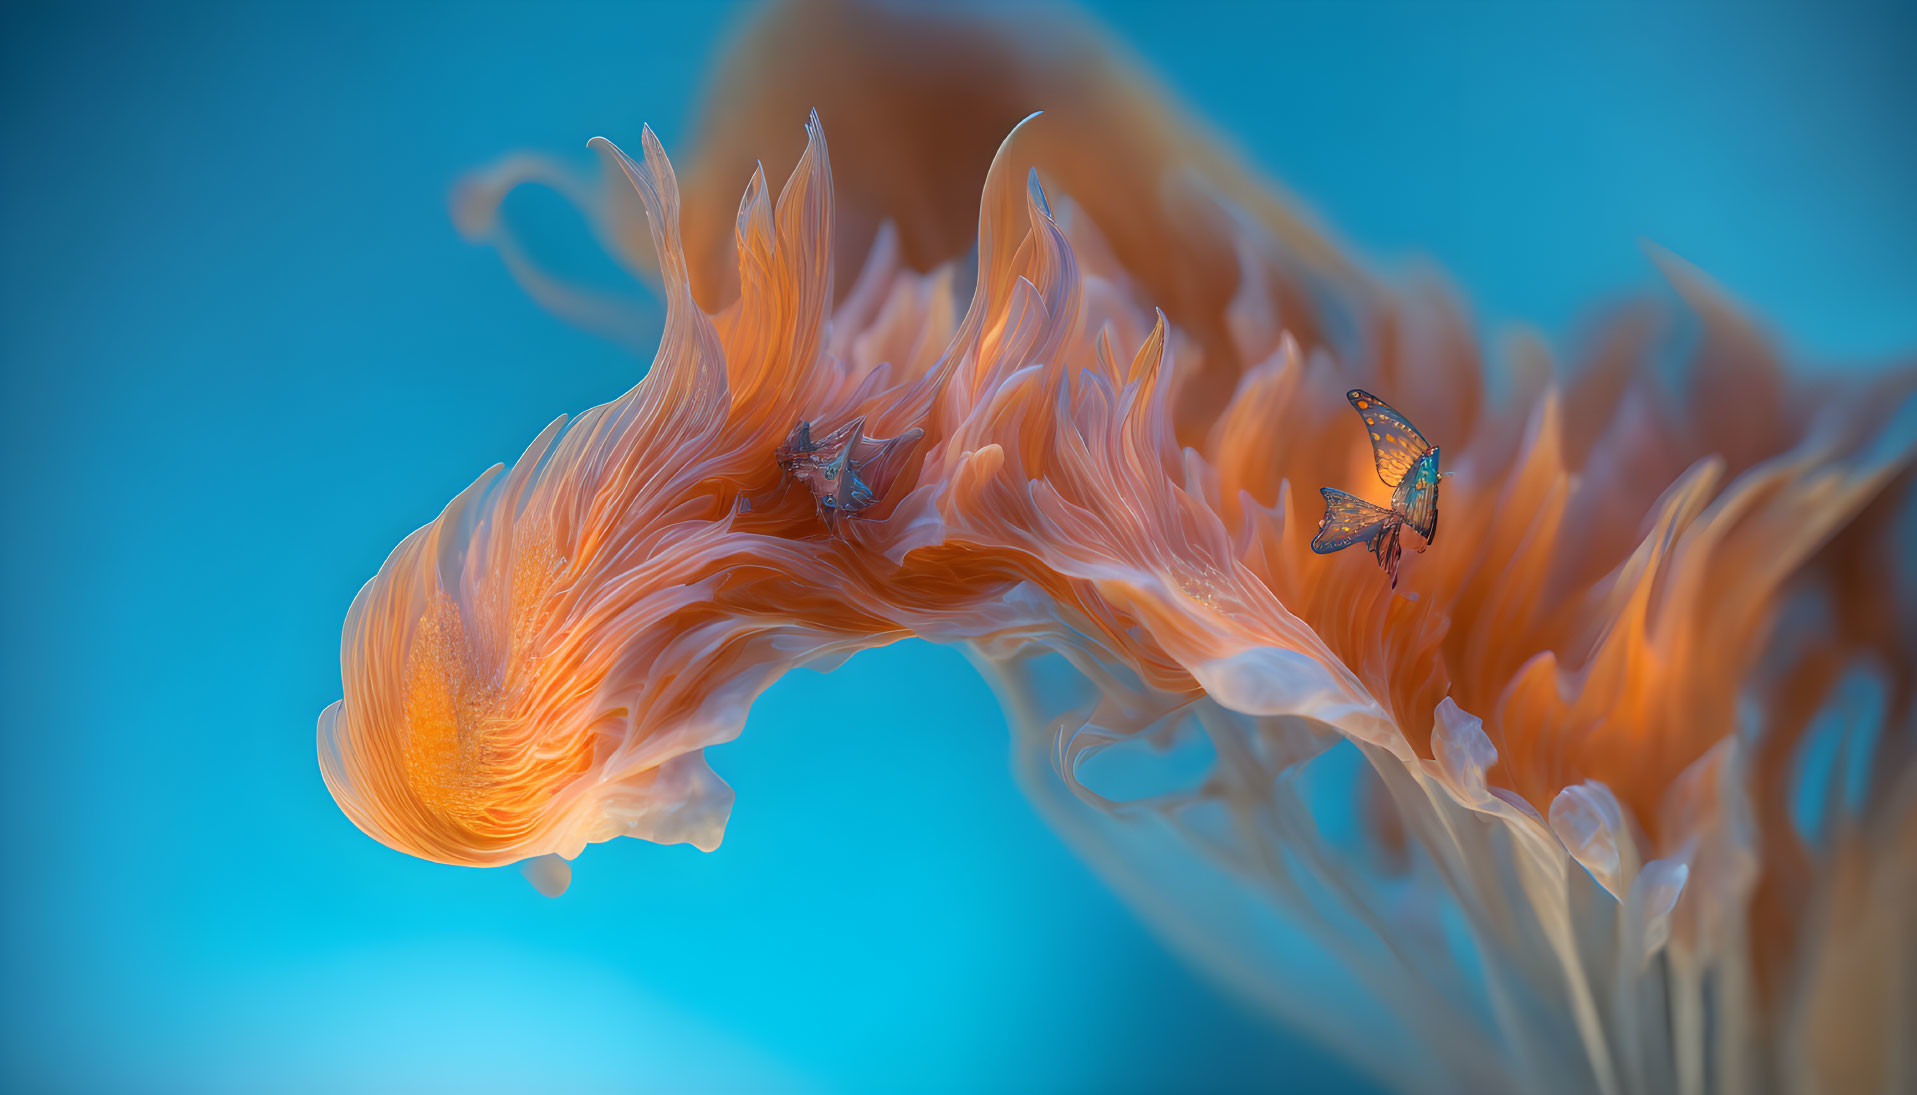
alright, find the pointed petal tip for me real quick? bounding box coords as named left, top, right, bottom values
left=1635, top=236, right=1682, bottom=267
left=1278, top=331, right=1303, bottom=362
left=639, top=124, right=668, bottom=160
left=995, top=110, right=1047, bottom=155
left=587, top=135, right=642, bottom=177
left=1639, top=238, right=1727, bottom=303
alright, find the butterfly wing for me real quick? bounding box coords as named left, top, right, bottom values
left=1312, top=488, right=1401, bottom=554
left=1348, top=389, right=1433, bottom=488
left=1393, top=448, right=1441, bottom=543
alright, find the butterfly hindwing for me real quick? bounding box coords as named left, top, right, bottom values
left=1312, top=488, right=1401, bottom=554
left=1348, top=389, right=1433, bottom=488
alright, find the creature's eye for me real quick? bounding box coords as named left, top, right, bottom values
left=822, top=497, right=836, bottom=508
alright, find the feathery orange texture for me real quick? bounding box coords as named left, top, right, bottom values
left=321, top=0, right=1915, bottom=1089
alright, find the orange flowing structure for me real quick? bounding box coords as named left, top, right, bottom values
left=321, top=2, right=1916, bottom=1092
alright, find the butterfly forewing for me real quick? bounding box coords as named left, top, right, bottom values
left=1312, top=488, right=1401, bottom=553
left=1394, top=448, right=1441, bottom=543
left=1347, top=389, right=1433, bottom=488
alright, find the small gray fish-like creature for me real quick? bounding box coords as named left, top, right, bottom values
left=772, top=416, right=924, bottom=523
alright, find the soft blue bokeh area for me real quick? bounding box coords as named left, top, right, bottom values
left=2, top=1, right=1912, bottom=1091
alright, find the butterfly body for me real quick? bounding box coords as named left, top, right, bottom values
left=1310, top=390, right=1445, bottom=586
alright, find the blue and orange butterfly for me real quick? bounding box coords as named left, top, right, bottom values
left=1311, top=389, right=1447, bottom=587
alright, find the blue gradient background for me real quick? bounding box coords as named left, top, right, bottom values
left=3, top=2, right=1912, bottom=1092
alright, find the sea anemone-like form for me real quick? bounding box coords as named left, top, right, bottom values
left=320, top=2, right=1916, bottom=1091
